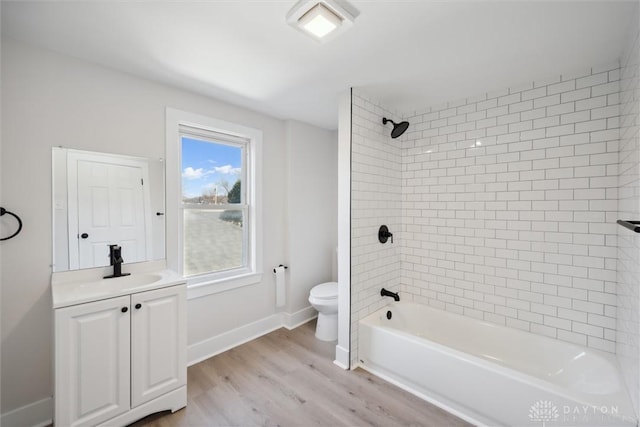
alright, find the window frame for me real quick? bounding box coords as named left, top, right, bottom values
left=180, top=129, right=249, bottom=277
left=166, top=108, right=263, bottom=298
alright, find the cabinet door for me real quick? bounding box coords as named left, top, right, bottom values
left=131, top=285, right=186, bottom=407
left=55, top=296, right=131, bottom=427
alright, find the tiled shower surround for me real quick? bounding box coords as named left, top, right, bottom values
left=401, top=66, right=620, bottom=352
left=350, top=96, right=402, bottom=366
left=351, top=64, right=623, bottom=366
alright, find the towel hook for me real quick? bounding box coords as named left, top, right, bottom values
left=0, top=207, right=23, bottom=241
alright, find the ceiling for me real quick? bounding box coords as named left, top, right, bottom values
left=1, top=1, right=636, bottom=130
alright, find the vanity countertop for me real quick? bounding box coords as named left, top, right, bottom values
left=51, top=261, right=186, bottom=308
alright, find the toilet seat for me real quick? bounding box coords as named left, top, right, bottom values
left=310, top=282, right=338, bottom=300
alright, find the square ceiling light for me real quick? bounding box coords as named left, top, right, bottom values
left=287, top=0, right=356, bottom=42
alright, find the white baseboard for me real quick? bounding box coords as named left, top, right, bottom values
left=1, top=396, right=53, bottom=427
left=334, top=344, right=350, bottom=369
left=188, top=313, right=283, bottom=366
left=188, top=306, right=318, bottom=366
left=282, top=305, right=317, bottom=330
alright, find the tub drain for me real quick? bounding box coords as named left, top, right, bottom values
left=386, top=310, right=392, bottom=320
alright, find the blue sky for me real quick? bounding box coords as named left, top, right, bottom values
left=181, top=137, right=241, bottom=199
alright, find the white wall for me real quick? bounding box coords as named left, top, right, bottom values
left=285, top=120, right=338, bottom=314
left=349, top=92, right=402, bottom=367
left=0, top=3, right=4, bottom=419
left=0, top=38, right=337, bottom=417
left=618, top=1, right=640, bottom=416
left=336, top=90, right=352, bottom=368
left=2, top=39, right=59, bottom=417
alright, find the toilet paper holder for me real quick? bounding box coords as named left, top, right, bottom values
left=273, top=264, right=288, bottom=273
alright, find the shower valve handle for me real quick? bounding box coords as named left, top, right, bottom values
left=378, top=225, right=393, bottom=244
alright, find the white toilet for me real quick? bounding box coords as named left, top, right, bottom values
left=308, top=281, right=339, bottom=341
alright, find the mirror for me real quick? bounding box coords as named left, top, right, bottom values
left=52, top=147, right=165, bottom=272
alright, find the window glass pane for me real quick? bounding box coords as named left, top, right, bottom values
left=183, top=209, right=244, bottom=276
left=181, top=137, right=242, bottom=205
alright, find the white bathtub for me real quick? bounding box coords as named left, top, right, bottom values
left=358, top=303, right=637, bottom=427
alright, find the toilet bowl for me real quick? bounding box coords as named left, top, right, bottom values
left=308, top=282, right=339, bottom=341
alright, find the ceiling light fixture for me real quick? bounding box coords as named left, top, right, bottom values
left=300, top=4, right=341, bottom=38
left=287, top=0, right=357, bottom=42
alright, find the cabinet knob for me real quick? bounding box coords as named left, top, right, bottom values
left=135, top=303, right=142, bottom=310
left=121, top=307, right=128, bottom=313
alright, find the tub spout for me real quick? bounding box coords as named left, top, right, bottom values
left=381, top=288, right=400, bottom=301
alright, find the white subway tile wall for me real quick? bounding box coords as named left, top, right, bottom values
left=400, top=66, right=620, bottom=353
left=617, top=4, right=640, bottom=416
left=350, top=93, right=402, bottom=367
left=351, top=66, right=623, bottom=366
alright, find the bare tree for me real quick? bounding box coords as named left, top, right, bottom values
left=217, top=179, right=230, bottom=196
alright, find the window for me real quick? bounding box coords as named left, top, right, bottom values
left=166, top=109, right=262, bottom=296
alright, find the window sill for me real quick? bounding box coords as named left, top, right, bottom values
left=186, top=272, right=263, bottom=300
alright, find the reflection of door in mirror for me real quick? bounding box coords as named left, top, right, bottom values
left=67, top=152, right=153, bottom=270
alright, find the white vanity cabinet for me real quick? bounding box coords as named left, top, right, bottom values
left=54, top=282, right=186, bottom=427
left=130, top=286, right=186, bottom=407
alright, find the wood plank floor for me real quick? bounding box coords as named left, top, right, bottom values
left=130, top=320, right=470, bottom=427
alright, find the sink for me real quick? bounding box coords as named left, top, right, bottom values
left=76, top=273, right=164, bottom=290
left=106, top=273, right=163, bottom=288
left=51, top=264, right=186, bottom=309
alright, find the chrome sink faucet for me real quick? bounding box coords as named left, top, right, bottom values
left=104, top=244, right=130, bottom=279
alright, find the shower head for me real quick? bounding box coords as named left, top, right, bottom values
left=382, top=117, right=410, bottom=139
